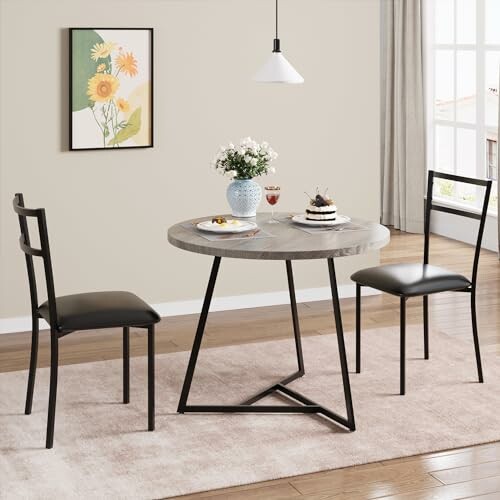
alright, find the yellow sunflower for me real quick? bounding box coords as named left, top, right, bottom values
left=115, top=51, right=138, bottom=77
left=87, top=73, right=119, bottom=102
left=96, top=63, right=106, bottom=73
left=116, top=97, right=130, bottom=113
left=90, top=41, right=117, bottom=61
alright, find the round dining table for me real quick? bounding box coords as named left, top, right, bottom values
left=168, top=213, right=390, bottom=431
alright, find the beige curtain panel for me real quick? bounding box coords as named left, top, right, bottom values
left=381, top=0, right=426, bottom=233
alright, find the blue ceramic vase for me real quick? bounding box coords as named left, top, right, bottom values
left=226, top=179, right=262, bottom=218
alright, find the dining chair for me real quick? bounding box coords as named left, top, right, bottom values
left=351, top=171, right=492, bottom=395
left=13, top=193, right=161, bottom=449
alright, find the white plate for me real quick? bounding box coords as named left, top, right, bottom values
left=196, top=219, right=258, bottom=234
left=292, top=214, right=351, bottom=227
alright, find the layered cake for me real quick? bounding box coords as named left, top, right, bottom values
left=305, top=192, right=337, bottom=221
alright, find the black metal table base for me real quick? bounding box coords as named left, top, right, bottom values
left=177, top=257, right=356, bottom=432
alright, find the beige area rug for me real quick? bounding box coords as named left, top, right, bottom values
left=2, top=326, right=500, bottom=499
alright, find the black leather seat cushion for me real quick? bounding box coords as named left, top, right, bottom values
left=38, top=291, right=161, bottom=332
left=351, top=263, right=471, bottom=297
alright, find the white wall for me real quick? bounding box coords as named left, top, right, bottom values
left=431, top=210, right=498, bottom=252
left=0, top=0, right=381, bottom=328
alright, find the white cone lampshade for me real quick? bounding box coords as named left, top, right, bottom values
left=253, top=51, right=304, bottom=84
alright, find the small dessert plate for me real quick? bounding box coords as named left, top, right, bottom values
left=197, top=220, right=258, bottom=234
left=292, top=214, right=351, bottom=227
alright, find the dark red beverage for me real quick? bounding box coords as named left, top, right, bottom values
left=266, top=193, right=280, bottom=205
left=264, top=186, right=281, bottom=224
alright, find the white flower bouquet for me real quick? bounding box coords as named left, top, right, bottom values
left=211, top=137, right=278, bottom=180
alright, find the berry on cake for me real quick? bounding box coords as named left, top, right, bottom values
left=305, top=189, right=337, bottom=221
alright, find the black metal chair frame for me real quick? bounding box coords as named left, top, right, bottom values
left=177, top=257, right=356, bottom=432
left=13, top=194, right=156, bottom=449
left=355, top=171, right=492, bottom=395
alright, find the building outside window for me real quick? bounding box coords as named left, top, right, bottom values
left=425, top=0, right=499, bottom=212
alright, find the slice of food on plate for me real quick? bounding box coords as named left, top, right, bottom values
left=197, top=218, right=257, bottom=233
left=211, top=216, right=227, bottom=224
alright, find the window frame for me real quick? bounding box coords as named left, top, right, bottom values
left=424, top=0, right=499, bottom=214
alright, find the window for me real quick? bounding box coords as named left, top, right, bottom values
left=487, top=137, right=497, bottom=180
left=425, top=0, right=499, bottom=213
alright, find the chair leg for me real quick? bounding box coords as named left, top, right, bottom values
left=25, top=315, right=39, bottom=415
left=423, top=295, right=429, bottom=360
left=147, top=325, right=155, bottom=431
left=400, top=297, right=406, bottom=396
left=46, top=332, right=59, bottom=449
left=123, top=327, right=130, bottom=404
left=471, top=291, right=484, bottom=383
left=355, top=284, right=361, bottom=373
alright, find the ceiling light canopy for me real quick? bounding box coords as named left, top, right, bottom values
left=253, top=0, right=304, bottom=84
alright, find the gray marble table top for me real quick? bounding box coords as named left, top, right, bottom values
left=167, top=213, right=390, bottom=261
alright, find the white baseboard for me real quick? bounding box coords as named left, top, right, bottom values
left=0, top=284, right=379, bottom=335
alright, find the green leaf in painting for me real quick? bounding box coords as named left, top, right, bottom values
left=71, top=30, right=111, bottom=112
left=107, top=107, right=142, bottom=146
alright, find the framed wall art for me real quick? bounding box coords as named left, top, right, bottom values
left=69, top=28, right=153, bottom=150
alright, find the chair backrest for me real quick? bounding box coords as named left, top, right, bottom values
left=424, top=171, right=492, bottom=288
left=13, top=194, right=58, bottom=330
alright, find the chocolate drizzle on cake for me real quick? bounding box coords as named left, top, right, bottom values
left=305, top=189, right=337, bottom=221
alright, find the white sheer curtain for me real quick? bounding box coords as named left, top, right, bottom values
left=381, top=0, right=426, bottom=233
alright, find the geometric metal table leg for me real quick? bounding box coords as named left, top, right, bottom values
left=242, top=260, right=305, bottom=405
left=286, top=260, right=305, bottom=375
left=177, top=256, right=221, bottom=413
left=327, top=258, right=355, bottom=430
left=177, top=255, right=356, bottom=433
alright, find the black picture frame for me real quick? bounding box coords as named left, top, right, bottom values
left=69, top=28, right=154, bottom=151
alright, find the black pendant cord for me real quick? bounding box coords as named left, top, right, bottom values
left=276, top=0, right=279, bottom=39
left=273, top=0, right=281, bottom=53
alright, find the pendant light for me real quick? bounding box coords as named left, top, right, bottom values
left=253, top=0, right=304, bottom=84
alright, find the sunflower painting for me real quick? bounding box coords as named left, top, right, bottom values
left=70, top=28, right=153, bottom=150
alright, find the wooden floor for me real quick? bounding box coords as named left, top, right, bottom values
left=1, top=229, right=500, bottom=499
